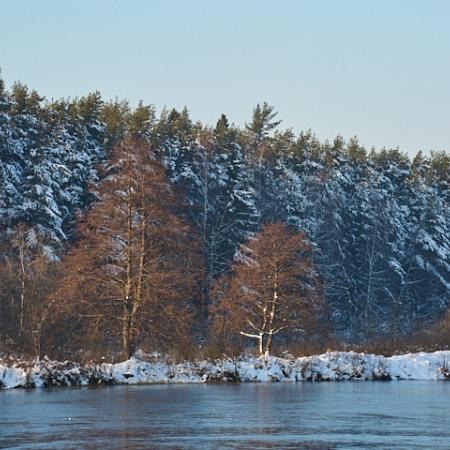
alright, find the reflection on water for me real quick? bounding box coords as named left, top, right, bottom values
left=1, top=382, right=450, bottom=449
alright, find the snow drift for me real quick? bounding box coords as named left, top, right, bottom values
left=1, top=351, right=450, bottom=389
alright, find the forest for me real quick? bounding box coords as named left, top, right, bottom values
left=0, top=76, right=449, bottom=361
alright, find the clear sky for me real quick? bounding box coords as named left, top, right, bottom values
left=1, top=0, right=450, bottom=155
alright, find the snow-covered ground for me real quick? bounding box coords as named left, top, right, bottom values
left=1, top=351, right=450, bottom=389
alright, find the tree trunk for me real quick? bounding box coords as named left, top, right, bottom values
left=258, top=333, right=263, bottom=357
left=122, top=160, right=134, bottom=360
left=264, top=333, right=273, bottom=357
left=18, top=233, right=26, bottom=337
left=131, top=173, right=148, bottom=349
left=122, top=317, right=132, bottom=359
left=264, top=255, right=278, bottom=358
left=33, top=327, right=41, bottom=359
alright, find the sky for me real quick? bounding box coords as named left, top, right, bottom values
left=1, top=0, right=450, bottom=155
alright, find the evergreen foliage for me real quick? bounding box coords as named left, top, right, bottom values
left=0, top=75, right=449, bottom=355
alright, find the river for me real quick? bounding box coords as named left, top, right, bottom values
left=1, top=382, right=449, bottom=449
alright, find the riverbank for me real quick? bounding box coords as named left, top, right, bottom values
left=1, top=350, right=450, bottom=389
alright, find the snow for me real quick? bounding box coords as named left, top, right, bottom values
left=0, top=365, right=27, bottom=389
left=1, top=351, right=450, bottom=389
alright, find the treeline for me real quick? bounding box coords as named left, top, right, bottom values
left=0, top=76, right=449, bottom=359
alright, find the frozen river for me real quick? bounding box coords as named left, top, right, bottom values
left=1, top=381, right=449, bottom=449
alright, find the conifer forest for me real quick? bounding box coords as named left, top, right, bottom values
left=1, top=77, right=449, bottom=360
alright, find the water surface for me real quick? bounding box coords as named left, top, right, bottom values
left=1, top=382, right=449, bottom=449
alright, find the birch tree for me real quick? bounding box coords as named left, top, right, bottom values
left=0, top=224, right=58, bottom=357
left=212, top=222, right=322, bottom=356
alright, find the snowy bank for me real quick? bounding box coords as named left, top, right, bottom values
left=1, top=351, right=450, bottom=389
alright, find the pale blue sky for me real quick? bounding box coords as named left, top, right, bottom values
left=1, top=0, right=450, bottom=154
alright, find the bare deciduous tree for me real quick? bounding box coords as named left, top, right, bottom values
left=212, top=222, right=323, bottom=356
left=57, top=137, right=200, bottom=359
left=0, top=224, right=59, bottom=357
